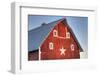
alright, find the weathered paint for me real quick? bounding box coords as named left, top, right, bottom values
left=40, top=21, right=80, bottom=60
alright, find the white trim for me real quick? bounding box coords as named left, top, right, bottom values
left=57, top=36, right=67, bottom=39
left=49, top=42, right=54, bottom=50
left=66, top=32, right=70, bottom=38
left=39, top=47, right=41, bottom=60
left=53, top=29, right=58, bottom=37
left=70, top=44, right=74, bottom=51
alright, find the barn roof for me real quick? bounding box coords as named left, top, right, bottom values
left=28, top=19, right=62, bottom=51
left=28, top=18, right=83, bottom=52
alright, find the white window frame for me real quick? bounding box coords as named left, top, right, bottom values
left=71, top=44, right=74, bottom=51
left=49, top=42, right=54, bottom=50
left=53, top=30, right=58, bottom=37
left=66, top=32, right=70, bottom=38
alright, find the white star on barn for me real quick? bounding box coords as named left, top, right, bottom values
left=60, top=46, right=66, bottom=55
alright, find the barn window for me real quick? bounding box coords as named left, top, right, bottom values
left=70, top=44, right=74, bottom=51
left=49, top=42, right=53, bottom=50
left=53, top=30, right=58, bottom=37
left=66, top=32, right=70, bottom=38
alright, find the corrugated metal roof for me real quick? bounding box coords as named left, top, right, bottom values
left=28, top=18, right=63, bottom=51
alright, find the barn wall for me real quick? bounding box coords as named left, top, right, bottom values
left=40, top=21, right=80, bottom=60
left=28, top=50, right=39, bottom=60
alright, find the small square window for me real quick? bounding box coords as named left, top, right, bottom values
left=49, top=42, right=53, bottom=50
left=66, top=32, right=70, bottom=38
left=71, top=44, right=74, bottom=51
left=53, top=30, right=58, bottom=37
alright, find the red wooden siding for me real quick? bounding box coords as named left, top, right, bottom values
left=40, top=21, right=80, bottom=60
left=28, top=51, right=39, bottom=60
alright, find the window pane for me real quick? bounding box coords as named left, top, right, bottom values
left=49, top=42, right=53, bottom=50
left=66, top=32, right=70, bottom=38
left=53, top=30, right=58, bottom=37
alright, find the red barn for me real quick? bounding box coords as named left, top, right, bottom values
left=28, top=18, right=83, bottom=60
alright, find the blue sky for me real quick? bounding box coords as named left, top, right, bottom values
left=28, top=15, right=88, bottom=52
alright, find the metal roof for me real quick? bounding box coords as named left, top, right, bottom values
left=28, top=18, right=62, bottom=51
left=28, top=18, right=83, bottom=52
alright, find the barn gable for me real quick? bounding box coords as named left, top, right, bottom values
left=62, top=19, right=83, bottom=52
left=28, top=18, right=83, bottom=52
